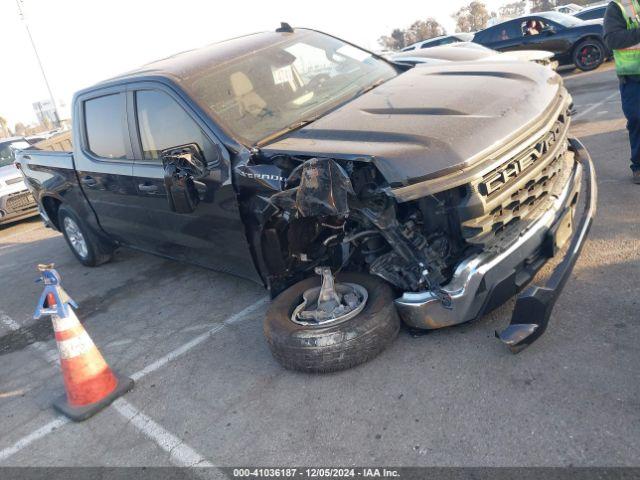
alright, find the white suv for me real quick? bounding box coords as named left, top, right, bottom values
left=0, top=138, right=38, bottom=225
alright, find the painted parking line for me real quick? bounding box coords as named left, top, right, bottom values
left=573, top=91, right=620, bottom=121
left=130, top=297, right=268, bottom=381
left=0, top=296, right=269, bottom=464
left=112, top=398, right=214, bottom=467
left=0, top=417, right=70, bottom=463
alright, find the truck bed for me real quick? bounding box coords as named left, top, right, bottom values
left=15, top=148, right=86, bottom=230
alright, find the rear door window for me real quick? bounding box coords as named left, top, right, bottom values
left=479, top=22, right=521, bottom=43
left=134, top=90, right=215, bottom=162
left=84, top=94, right=127, bottom=160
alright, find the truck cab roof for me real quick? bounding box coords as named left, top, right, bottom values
left=90, top=30, right=314, bottom=89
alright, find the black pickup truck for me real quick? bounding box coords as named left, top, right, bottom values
left=17, top=26, right=596, bottom=372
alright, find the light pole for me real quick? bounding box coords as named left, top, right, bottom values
left=16, top=0, right=61, bottom=128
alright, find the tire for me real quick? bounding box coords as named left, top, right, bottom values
left=264, top=272, right=400, bottom=373
left=58, top=205, right=114, bottom=267
left=573, top=39, right=605, bottom=71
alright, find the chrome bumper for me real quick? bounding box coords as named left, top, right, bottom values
left=395, top=138, right=596, bottom=350
left=0, top=189, right=38, bottom=224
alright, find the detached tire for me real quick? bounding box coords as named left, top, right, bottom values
left=574, top=39, right=605, bottom=71
left=264, top=273, right=400, bottom=373
left=58, top=205, right=114, bottom=267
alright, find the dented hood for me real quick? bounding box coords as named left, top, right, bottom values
left=262, top=61, right=562, bottom=188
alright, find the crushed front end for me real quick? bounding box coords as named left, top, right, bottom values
left=393, top=89, right=597, bottom=348
left=236, top=87, right=596, bottom=353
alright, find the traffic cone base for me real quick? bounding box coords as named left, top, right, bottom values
left=34, top=266, right=133, bottom=421
left=53, top=373, right=133, bottom=421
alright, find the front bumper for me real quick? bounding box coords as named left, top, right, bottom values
left=395, top=138, right=597, bottom=352
left=0, top=188, right=38, bottom=225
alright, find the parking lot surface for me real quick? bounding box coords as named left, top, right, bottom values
left=0, top=63, right=638, bottom=468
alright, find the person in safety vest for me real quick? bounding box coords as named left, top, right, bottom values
left=605, top=0, right=640, bottom=183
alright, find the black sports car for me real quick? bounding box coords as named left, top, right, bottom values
left=474, top=11, right=607, bottom=71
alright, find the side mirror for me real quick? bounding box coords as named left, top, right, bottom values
left=542, top=26, right=555, bottom=35
left=161, top=143, right=206, bottom=214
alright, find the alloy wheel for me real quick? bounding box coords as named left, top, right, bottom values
left=63, top=216, right=89, bottom=259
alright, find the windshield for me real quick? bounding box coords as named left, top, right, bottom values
left=0, top=141, right=30, bottom=168
left=186, top=30, right=398, bottom=145
left=540, top=12, right=584, bottom=27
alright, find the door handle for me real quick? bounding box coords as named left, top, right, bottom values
left=81, top=175, right=97, bottom=187
left=138, top=183, right=159, bottom=193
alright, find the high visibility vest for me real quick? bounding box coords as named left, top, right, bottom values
left=614, top=0, right=640, bottom=75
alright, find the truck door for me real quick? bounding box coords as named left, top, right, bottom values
left=74, top=88, right=146, bottom=245
left=127, top=85, right=260, bottom=282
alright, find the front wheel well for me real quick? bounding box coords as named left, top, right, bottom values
left=41, top=196, right=62, bottom=229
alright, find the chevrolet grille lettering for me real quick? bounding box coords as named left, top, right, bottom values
left=479, top=125, right=560, bottom=196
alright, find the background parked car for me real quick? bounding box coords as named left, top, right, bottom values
left=573, top=3, right=608, bottom=21
left=400, top=33, right=474, bottom=52
left=473, top=11, right=607, bottom=71
left=554, top=3, right=584, bottom=15
left=0, top=137, right=39, bottom=225
left=392, top=42, right=557, bottom=69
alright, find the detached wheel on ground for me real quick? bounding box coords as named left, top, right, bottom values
left=264, top=271, right=400, bottom=373
left=574, top=39, right=605, bottom=71
left=58, top=205, right=115, bottom=267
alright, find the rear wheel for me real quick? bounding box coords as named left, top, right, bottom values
left=58, top=205, right=114, bottom=267
left=574, top=39, right=605, bottom=71
left=264, top=271, right=400, bottom=373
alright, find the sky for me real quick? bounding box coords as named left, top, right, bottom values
left=0, top=0, right=507, bottom=127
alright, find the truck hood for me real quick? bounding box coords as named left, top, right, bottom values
left=491, top=50, right=554, bottom=63
left=262, top=62, right=562, bottom=187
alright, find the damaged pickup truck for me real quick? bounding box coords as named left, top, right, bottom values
left=17, top=25, right=596, bottom=372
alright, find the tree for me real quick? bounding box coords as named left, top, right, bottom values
left=378, top=28, right=407, bottom=51
left=530, top=0, right=555, bottom=12
left=0, top=116, right=8, bottom=138
left=499, top=1, right=527, bottom=18
left=378, top=18, right=446, bottom=50
left=404, top=19, right=446, bottom=45
left=14, top=123, right=27, bottom=136
left=453, top=1, right=491, bottom=33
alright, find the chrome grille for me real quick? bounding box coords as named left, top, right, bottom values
left=460, top=109, right=572, bottom=244
left=6, top=191, right=35, bottom=213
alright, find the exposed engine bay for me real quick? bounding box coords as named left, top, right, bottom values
left=236, top=154, right=475, bottom=298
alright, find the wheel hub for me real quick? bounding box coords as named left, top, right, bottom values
left=63, top=217, right=88, bottom=259
left=292, top=267, right=368, bottom=327
left=579, top=45, right=601, bottom=68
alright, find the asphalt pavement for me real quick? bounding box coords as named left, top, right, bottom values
left=0, top=62, right=638, bottom=469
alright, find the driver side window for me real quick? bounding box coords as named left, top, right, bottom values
left=135, top=90, right=216, bottom=163
left=521, top=19, right=547, bottom=36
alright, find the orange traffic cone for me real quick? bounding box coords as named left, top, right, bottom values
left=35, top=266, right=133, bottom=421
